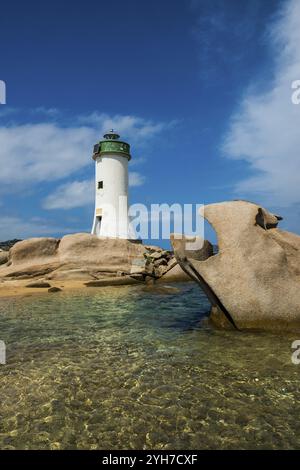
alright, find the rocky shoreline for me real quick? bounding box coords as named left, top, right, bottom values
left=0, top=233, right=213, bottom=299
left=1, top=200, right=300, bottom=332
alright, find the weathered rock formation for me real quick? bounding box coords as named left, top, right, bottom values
left=160, top=236, right=213, bottom=282
left=171, top=200, right=300, bottom=332
left=0, top=233, right=195, bottom=286
left=1, top=234, right=144, bottom=282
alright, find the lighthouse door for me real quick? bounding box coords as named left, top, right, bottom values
left=96, top=216, right=102, bottom=236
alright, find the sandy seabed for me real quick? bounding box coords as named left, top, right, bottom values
left=0, top=279, right=93, bottom=299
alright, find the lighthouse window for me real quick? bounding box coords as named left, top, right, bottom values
left=98, top=181, right=103, bottom=189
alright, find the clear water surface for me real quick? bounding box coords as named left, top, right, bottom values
left=0, top=283, right=299, bottom=450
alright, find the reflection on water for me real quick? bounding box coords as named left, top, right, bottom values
left=0, top=283, right=299, bottom=450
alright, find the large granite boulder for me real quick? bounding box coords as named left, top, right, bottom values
left=8, top=237, right=59, bottom=265
left=171, top=201, right=300, bottom=332
left=57, top=233, right=145, bottom=273
left=0, top=234, right=146, bottom=281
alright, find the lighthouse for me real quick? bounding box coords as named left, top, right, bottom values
left=91, top=130, right=132, bottom=239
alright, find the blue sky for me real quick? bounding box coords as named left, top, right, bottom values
left=0, top=0, right=299, bottom=246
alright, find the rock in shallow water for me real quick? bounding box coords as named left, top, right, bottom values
left=84, top=276, right=143, bottom=287
left=48, top=287, right=62, bottom=293
left=171, top=200, right=300, bottom=332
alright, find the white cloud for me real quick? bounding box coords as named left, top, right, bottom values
left=78, top=112, right=176, bottom=145
left=43, top=179, right=94, bottom=210
left=43, top=171, right=145, bottom=210
left=0, top=123, right=95, bottom=185
left=222, top=0, right=300, bottom=207
left=129, top=171, right=145, bottom=187
left=0, top=112, right=169, bottom=190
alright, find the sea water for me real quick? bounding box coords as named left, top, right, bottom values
left=0, top=283, right=299, bottom=449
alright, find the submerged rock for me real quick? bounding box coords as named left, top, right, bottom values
left=48, top=287, right=62, bottom=293
left=84, top=275, right=143, bottom=287
left=171, top=200, right=300, bottom=332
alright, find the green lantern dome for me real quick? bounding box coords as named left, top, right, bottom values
left=92, top=129, right=131, bottom=161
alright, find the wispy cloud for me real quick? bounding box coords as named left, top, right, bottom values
left=43, top=171, right=146, bottom=210
left=78, top=112, right=173, bottom=146
left=129, top=171, right=145, bottom=187
left=43, top=179, right=94, bottom=210
left=0, top=123, right=95, bottom=185
left=0, top=111, right=169, bottom=191
left=222, top=0, right=300, bottom=208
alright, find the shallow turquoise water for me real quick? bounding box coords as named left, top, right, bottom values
left=0, top=283, right=299, bottom=450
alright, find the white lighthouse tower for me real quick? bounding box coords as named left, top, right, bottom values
left=91, top=130, right=132, bottom=239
